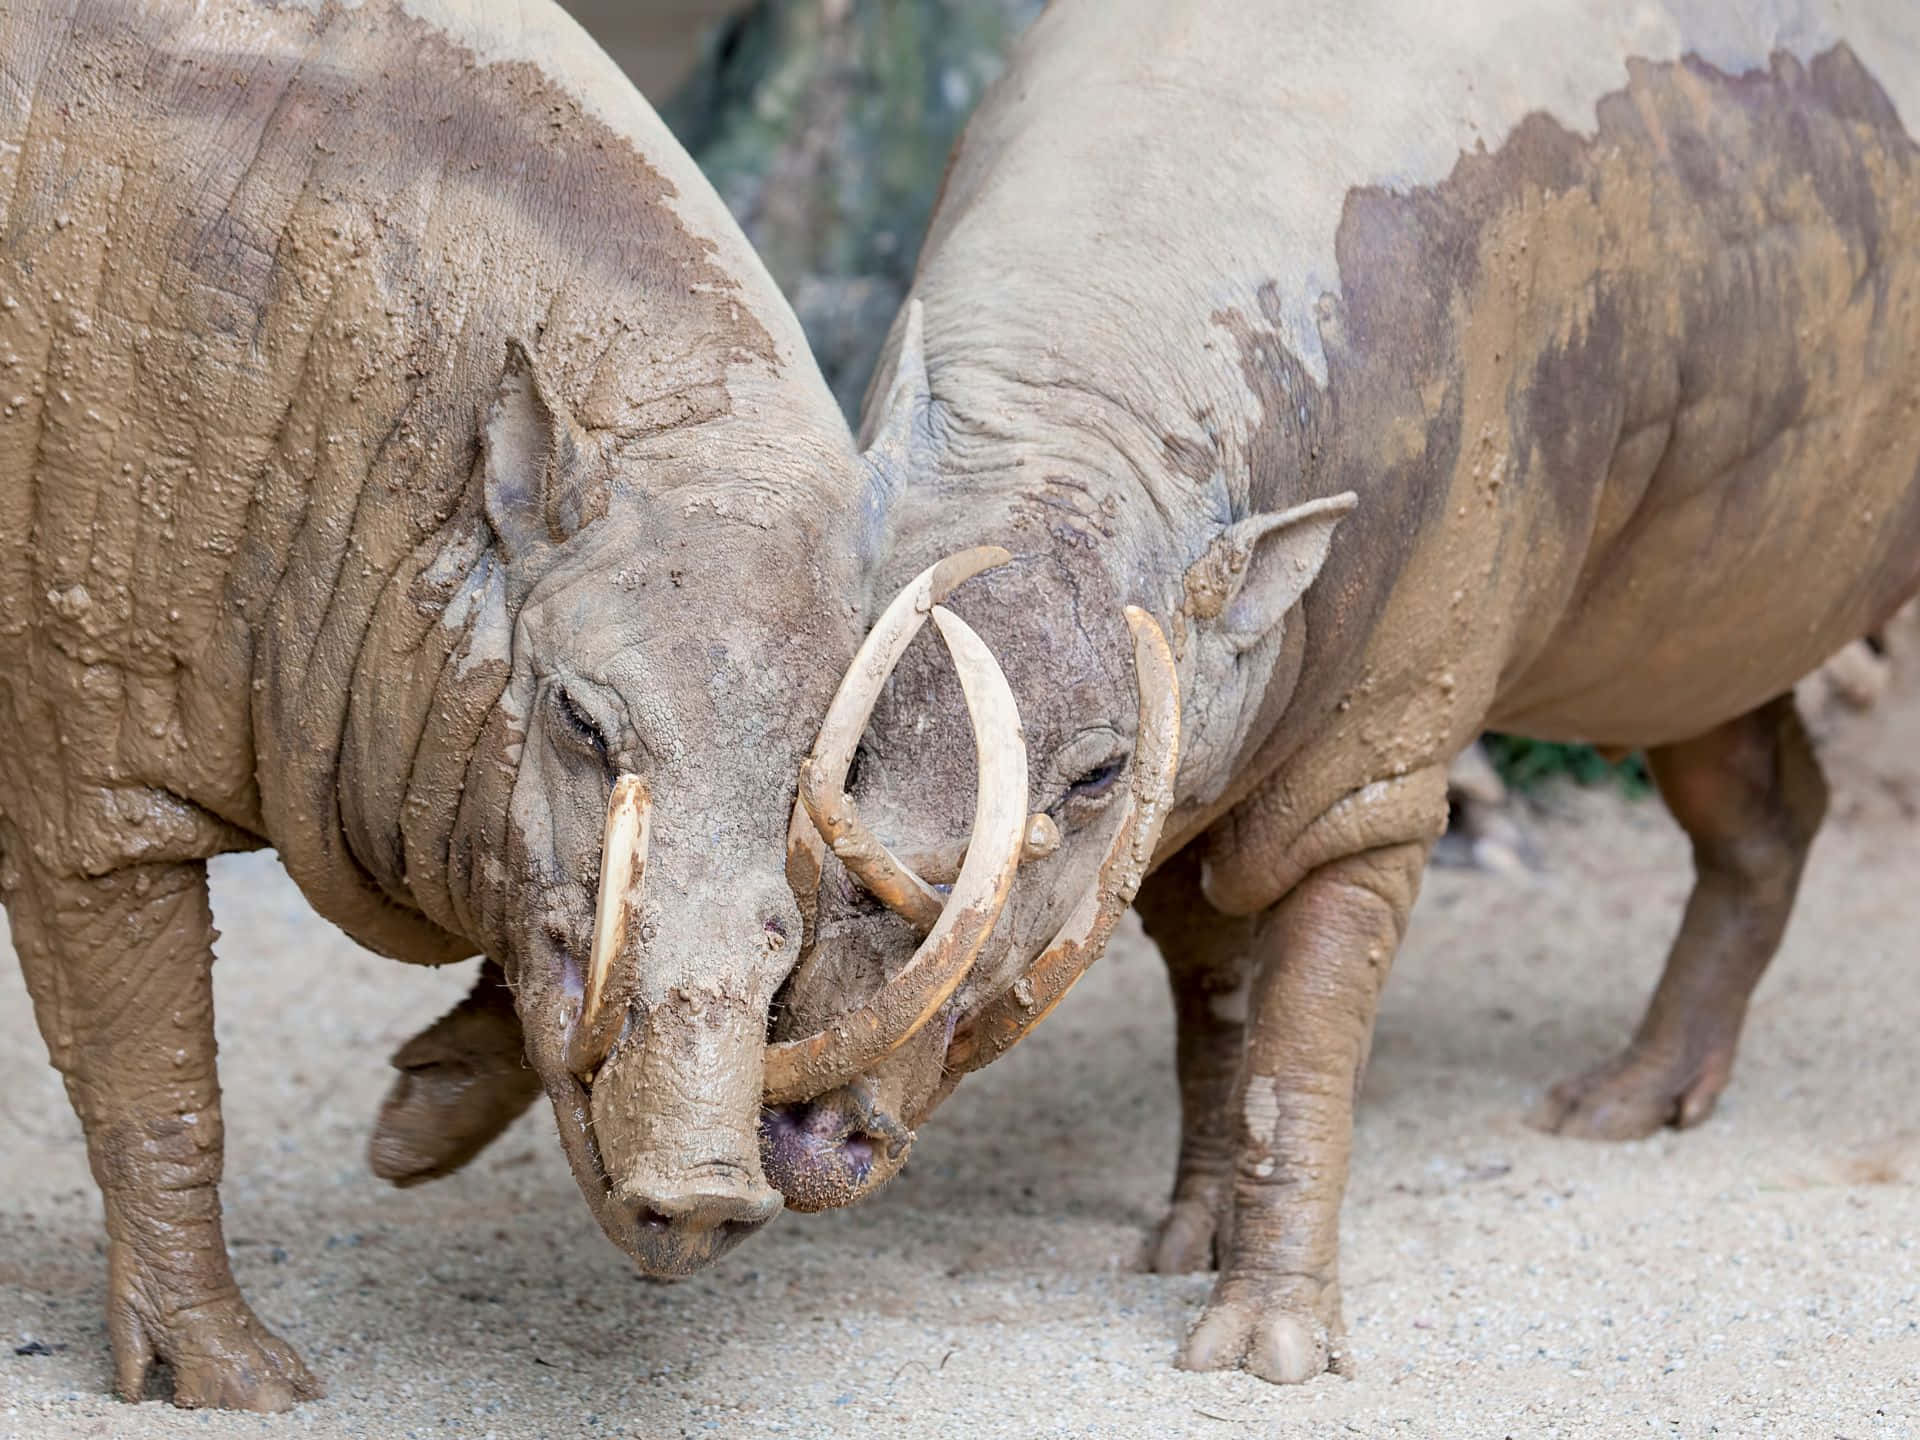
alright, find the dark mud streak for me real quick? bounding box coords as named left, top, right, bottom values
left=183, top=4, right=776, bottom=367
left=1210, top=195, right=1467, bottom=768
left=1559, top=49, right=1917, bottom=651
left=1213, top=40, right=1920, bottom=782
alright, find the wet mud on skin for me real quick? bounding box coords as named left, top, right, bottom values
left=0, top=0, right=867, bottom=1408
left=3, top=640, right=1916, bottom=1436
left=1201, top=44, right=1920, bottom=865
left=0, top=0, right=779, bottom=912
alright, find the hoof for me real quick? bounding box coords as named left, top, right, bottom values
left=112, top=1289, right=322, bottom=1412
left=1145, top=1193, right=1223, bottom=1274
left=1175, top=1275, right=1349, bottom=1384
left=1532, top=1045, right=1730, bottom=1141
left=370, top=1025, right=541, bottom=1185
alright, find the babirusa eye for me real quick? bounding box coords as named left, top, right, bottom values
left=552, top=683, right=608, bottom=760
left=1068, top=757, right=1126, bottom=800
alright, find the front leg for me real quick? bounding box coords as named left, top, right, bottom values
left=1, top=841, right=320, bottom=1410
left=1178, top=840, right=1429, bottom=1384
left=370, top=956, right=541, bottom=1186
left=1134, top=847, right=1257, bottom=1274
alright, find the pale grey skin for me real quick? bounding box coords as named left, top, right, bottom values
left=0, top=0, right=864, bottom=1410
left=783, top=0, right=1920, bottom=1387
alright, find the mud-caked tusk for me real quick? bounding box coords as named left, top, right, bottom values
left=799, top=760, right=945, bottom=933
left=795, top=546, right=1012, bottom=934
left=577, top=774, right=651, bottom=1070
left=946, top=607, right=1180, bottom=1078
left=773, top=800, right=836, bottom=1022
left=765, top=605, right=1029, bottom=1104
left=785, top=800, right=827, bottom=956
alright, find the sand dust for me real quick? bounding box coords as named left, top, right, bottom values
left=4, top=663, right=1917, bottom=1437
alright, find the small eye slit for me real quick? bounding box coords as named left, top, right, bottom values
left=552, top=682, right=608, bottom=760
left=1067, top=756, right=1125, bottom=801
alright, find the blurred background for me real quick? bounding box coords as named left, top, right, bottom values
left=570, top=0, right=1044, bottom=418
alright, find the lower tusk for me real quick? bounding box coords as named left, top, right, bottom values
left=946, top=606, right=1180, bottom=1075
left=764, top=605, right=1029, bottom=1104
left=785, top=799, right=827, bottom=955
left=575, top=774, right=650, bottom=1075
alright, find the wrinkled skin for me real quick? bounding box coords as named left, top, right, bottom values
left=465, top=448, right=859, bottom=1274
left=757, top=544, right=1158, bottom=1201
left=0, top=0, right=864, bottom=1409
left=762, top=0, right=1920, bottom=1387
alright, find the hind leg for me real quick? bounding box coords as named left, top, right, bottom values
left=1134, top=847, right=1259, bottom=1274
left=1538, top=693, right=1827, bottom=1140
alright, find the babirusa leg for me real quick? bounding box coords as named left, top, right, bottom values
left=2, top=839, right=320, bottom=1410
left=1180, top=839, right=1430, bottom=1384
left=1539, top=694, right=1826, bottom=1139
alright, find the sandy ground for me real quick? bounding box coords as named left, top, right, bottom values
left=3, top=658, right=1917, bottom=1440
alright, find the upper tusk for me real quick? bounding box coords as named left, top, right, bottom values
left=796, top=546, right=1012, bottom=930
left=944, top=606, right=1180, bottom=1079
left=765, top=604, right=1029, bottom=1104
left=573, top=773, right=651, bottom=1077
left=799, top=760, right=945, bottom=933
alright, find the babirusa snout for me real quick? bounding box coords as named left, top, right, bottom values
left=591, top=992, right=782, bottom=1269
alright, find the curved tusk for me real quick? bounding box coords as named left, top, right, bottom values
left=797, top=546, right=1012, bottom=933
left=571, top=773, right=650, bottom=1077
left=785, top=798, right=827, bottom=956
left=944, top=606, right=1180, bottom=1078
left=799, top=761, right=945, bottom=933
left=765, top=605, right=1029, bottom=1104
left=770, top=800, right=835, bottom=1030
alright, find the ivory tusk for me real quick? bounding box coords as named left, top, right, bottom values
left=785, top=799, right=827, bottom=956
left=944, top=606, right=1180, bottom=1078
left=765, top=605, right=1029, bottom=1104
left=575, top=773, right=651, bottom=1074
left=795, top=546, right=1012, bottom=931
left=799, top=760, right=944, bottom=933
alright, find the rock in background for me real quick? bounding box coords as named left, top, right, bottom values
left=568, top=0, right=756, bottom=105
left=662, top=0, right=1044, bottom=418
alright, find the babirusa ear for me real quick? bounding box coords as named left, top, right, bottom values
left=856, top=299, right=936, bottom=565
left=1194, top=492, right=1358, bottom=653
left=482, top=339, right=609, bottom=561
left=860, top=298, right=931, bottom=462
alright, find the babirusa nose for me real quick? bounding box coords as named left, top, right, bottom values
left=588, top=986, right=784, bottom=1264
left=623, top=1167, right=783, bottom=1231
